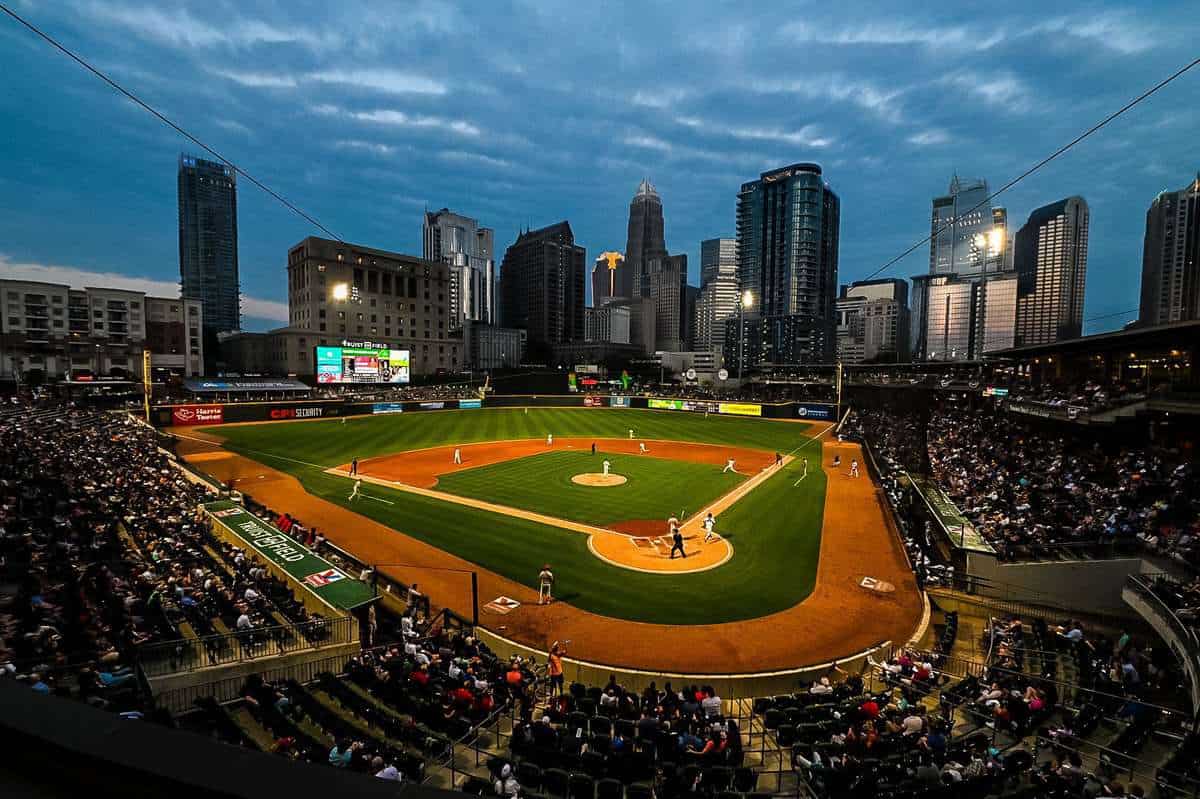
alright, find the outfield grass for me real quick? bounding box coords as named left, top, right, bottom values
left=435, top=450, right=744, bottom=526
left=205, top=408, right=828, bottom=624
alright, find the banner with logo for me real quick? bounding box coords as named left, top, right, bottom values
left=419, top=401, right=446, bottom=410
left=268, top=406, right=324, bottom=420
left=203, top=500, right=374, bottom=610
left=718, top=402, right=762, bottom=417
left=458, top=399, right=482, bottom=409
left=372, top=402, right=404, bottom=415
left=648, top=398, right=687, bottom=411
left=795, top=403, right=834, bottom=420
left=583, top=395, right=604, bottom=407
left=171, top=404, right=224, bottom=426
left=609, top=396, right=631, bottom=408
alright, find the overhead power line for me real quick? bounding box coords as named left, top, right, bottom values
left=0, top=2, right=344, bottom=243
left=862, top=53, right=1200, bottom=283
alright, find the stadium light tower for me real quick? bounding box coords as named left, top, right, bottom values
left=737, top=290, right=754, bottom=382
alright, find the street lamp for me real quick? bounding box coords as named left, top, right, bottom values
left=738, top=290, right=753, bottom=382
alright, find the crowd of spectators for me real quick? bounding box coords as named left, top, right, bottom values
left=844, top=403, right=1200, bottom=562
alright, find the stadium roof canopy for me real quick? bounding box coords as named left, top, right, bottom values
left=988, top=319, right=1200, bottom=361
left=183, top=377, right=310, bottom=393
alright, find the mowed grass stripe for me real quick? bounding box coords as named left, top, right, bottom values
left=436, top=451, right=743, bottom=527
left=212, top=407, right=810, bottom=468
left=206, top=408, right=826, bottom=625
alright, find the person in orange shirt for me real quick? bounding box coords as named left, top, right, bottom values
left=548, top=641, right=566, bottom=696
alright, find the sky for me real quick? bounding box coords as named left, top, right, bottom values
left=1, top=0, right=1197, bottom=333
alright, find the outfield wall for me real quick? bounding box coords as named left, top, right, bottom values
left=153, top=394, right=833, bottom=426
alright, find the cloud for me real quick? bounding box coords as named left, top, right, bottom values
left=747, top=75, right=906, bottom=124
left=333, top=140, right=397, bottom=157
left=81, top=3, right=335, bottom=50
left=676, top=116, right=833, bottom=147
left=783, top=19, right=1006, bottom=52
left=944, top=72, right=1033, bottom=113
left=212, top=69, right=298, bottom=89
left=622, top=133, right=761, bottom=166
left=624, top=134, right=673, bottom=153
left=0, top=255, right=288, bottom=322
left=1031, top=13, right=1157, bottom=55
left=437, top=151, right=513, bottom=169
left=213, top=118, right=253, bottom=136
left=631, top=88, right=692, bottom=109
left=908, top=129, right=951, bottom=146
left=307, top=69, right=447, bottom=96
left=311, top=104, right=481, bottom=137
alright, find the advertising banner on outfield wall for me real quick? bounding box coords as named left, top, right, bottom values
left=795, top=403, right=835, bottom=420
left=583, top=395, right=604, bottom=407
left=648, top=398, right=686, bottom=411
left=171, top=404, right=224, bottom=426
left=717, top=402, right=762, bottom=417
left=609, top=396, right=631, bottom=408
left=458, top=399, right=482, bottom=409
left=419, top=401, right=446, bottom=410
left=372, top=402, right=404, bottom=414
left=268, top=406, right=324, bottom=420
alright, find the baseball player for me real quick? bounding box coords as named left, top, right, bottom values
left=628, top=428, right=634, bottom=439
left=669, top=519, right=686, bottom=559
left=794, top=457, right=809, bottom=486
left=538, top=564, right=555, bottom=605
left=702, top=512, right=716, bottom=543
left=602, top=459, right=612, bottom=476
left=350, top=458, right=358, bottom=476
left=546, top=433, right=554, bottom=447
left=453, top=447, right=462, bottom=465
left=850, top=459, right=860, bottom=478
left=722, top=457, right=737, bottom=474
left=348, top=479, right=362, bottom=501
left=639, top=441, right=648, bottom=454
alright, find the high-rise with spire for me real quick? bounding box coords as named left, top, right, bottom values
left=622, top=178, right=690, bottom=351
left=625, top=178, right=668, bottom=297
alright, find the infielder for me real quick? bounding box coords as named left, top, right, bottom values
left=850, top=459, right=860, bottom=478
left=628, top=428, right=634, bottom=439
left=794, top=457, right=809, bottom=486
left=538, top=564, right=555, bottom=605
left=453, top=447, right=462, bottom=465
left=722, top=457, right=737, bottom=474
left=348, top=479, right=362, bottom=501
left=546, top=433, right=554, bottom=446
left=639, top=441, right=648, bottom=454
left=702, top=512, right=716, bottom=543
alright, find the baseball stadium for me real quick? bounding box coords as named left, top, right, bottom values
left=7, top=346, right=1200, bottom=799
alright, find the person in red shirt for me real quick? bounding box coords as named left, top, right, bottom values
left=859, top=698, right=880, bottom=719
left=410, top=664, right=430, bottom=686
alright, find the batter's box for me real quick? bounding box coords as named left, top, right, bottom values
left=632, top=537, right=657, bottom=550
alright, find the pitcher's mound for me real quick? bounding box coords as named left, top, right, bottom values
left=572, top=473, right=627, bottom=487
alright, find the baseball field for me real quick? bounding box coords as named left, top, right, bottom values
left=186, top=408, right=824, bottom=624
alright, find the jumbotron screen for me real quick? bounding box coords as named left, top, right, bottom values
left=315, top=346, right=410, bottom=384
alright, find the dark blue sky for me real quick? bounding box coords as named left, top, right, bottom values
left=1, top=0, right=1197, bottom=332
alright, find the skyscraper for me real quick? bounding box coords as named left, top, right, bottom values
left=591, top=251, right=626, bottom=307
left=625, top=179, right=668, bottom=295
left=835, top=279, right=910, bottom=364
left=1014, top=197, right=1089, bottom=346
left=178, top=154, right=239, bottom=338
left=634, top=254, right=689, bottom=351
left=914, top=175, right=1013, bottom=360
left=734, top=163, right=840, bottom=364
left=498, top=222, right=586, bottom=355
left=423, top=208, right=495, bottom=330
left=1139, top=174, right=1200, bottom=327
left=700, top=238, right=737, bottom=288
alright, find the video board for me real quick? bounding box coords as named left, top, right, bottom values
left=316, top=346, right=410, bottom=384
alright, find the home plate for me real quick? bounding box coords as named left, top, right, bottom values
left=859, top=576, right=896, bottom=594
left=484, top=596, right=521, bottom=615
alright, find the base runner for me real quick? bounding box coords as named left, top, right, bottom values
left=702, top=512, right=716, bottom=543
left=348, top=479, right=362, bottom=501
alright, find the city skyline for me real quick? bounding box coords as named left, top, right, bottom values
left=1, top=2, right=1197, bottom=334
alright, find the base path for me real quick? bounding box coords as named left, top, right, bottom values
left=174, top=429, right=923, bottom=675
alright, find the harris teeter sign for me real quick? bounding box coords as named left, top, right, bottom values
left=203, top=500, right=376, bottom=610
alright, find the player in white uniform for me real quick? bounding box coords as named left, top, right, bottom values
left=639, top=442, right=648, bottom=454
left=850, top=459, right=860, bottom=478
left=453, top=447, right=462, bottom=465
left=602, top=459, right=611, bottom=476
left=703, top=512, right=717, bottom=543
left=546, top=433, right=553, bottom=446
left=722, top=458, right=737, bottom=474
left=349, top=479, right=362, bottom=501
